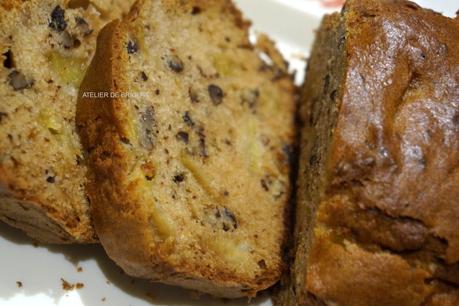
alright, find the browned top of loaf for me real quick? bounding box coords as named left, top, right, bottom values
left=306, top=0, right=459, bottom=305
left=77, top=0, right=296, bottom=298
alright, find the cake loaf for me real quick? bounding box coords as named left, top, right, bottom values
left=275, top=0, right=459, bottom=305
left=77, top=0, right=296, bottom=298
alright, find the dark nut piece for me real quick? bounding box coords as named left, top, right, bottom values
left=196, top=126, right=208, bottom=158
left=49, top=5, right=67, bottom=32
left=191, top=6, right=201, bottom=15
left=120, top=136, right=131, bottom=145
left=215, top=207, right=238, bottom=232
left=176, top=131, right=189, bottom=144
left=173, top=173, right=185, bottom=183
left=182, top=111, right=195, bottom=128
left=208, top=84, right=224, bottom=105
left=140, top=71, right=148, bottom=81
left=8, top=71, right=34, bottom=91
left=167, top=55, right=184, bottom=73
left=127, top=40, right=138, bottom=54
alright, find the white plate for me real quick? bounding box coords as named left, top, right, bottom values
left=0, top=1, right=457, bottom=306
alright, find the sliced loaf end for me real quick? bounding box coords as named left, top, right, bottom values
left=0, top=0, right=129, bottom=243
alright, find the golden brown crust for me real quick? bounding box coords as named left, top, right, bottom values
left=77, top=0, right=295, bottom=298
left=330, top=0, right=459, bottom=264
left=277, top=1, right=459, bottom=305
left=0, top=196, right=77, bottom=243
left=0, top=169, right=93, bottom=243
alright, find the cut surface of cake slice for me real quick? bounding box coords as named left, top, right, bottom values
left=0, top=0, right=134, bottom=243
left=77, top=0, right=296, bottom=298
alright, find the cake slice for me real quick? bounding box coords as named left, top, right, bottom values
left=0, top=0, right=134, bottom=243
left=77, top=0, right=296, bottom=298
left=275, top=0, right=459, bottom=305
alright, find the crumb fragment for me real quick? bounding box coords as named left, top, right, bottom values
left=61, top=278, right=84, bottom=291
left=61, top=278, right=73, bottom=291
left=16, top=281, right=22, bottom=288
left=77, top=266, right=83, bottom=272
left=101, top=297, right=106, bottom=302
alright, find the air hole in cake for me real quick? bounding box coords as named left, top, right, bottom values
left=58, top=31, right=80, bottom=49
left=191, top=6, right=201, bottom=15
left=257, top=259, right=267, bottom=269
left=140, top=71, right=148, bottom=81
left=3, top=50, right=15, bottom=69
